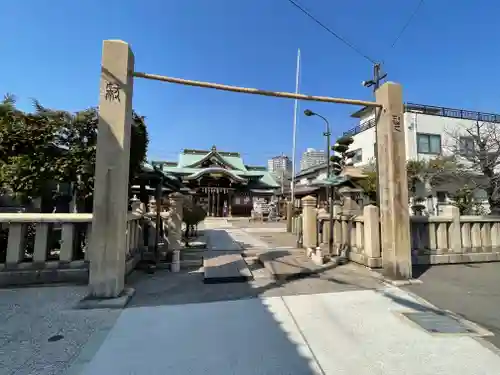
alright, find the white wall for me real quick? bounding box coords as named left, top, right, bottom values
left=349, top=126, right=376, bottom=166
left=350, top=110, right=487, bottom=165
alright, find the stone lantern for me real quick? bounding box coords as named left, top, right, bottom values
left=338, top=185, right=364, bottom=216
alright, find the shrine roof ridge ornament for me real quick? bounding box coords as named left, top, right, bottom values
left=182, top=147, right=241, bottom=157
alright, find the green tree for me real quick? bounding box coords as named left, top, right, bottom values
left=182, top=199, right=206, bottom=244
left=356, top=157, right=462, bottom=207
left=358, top=160, right=377, bottom=203
left=447, top=120, right=500, bottom=215
left=330, top=135, right=356, bottom=176
left=0, top=96, right=149, bottom=211
left=33, top=104, right=149, bottom=212
left=0, top=95, right=63, bottom=202
left=450, top=185, right=487, bottom=215
left=406, top=157, right=459, bottom=200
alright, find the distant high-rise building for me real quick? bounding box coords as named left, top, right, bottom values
left=268, top=154, right=292, bottom=194
left=267, top=154, right=292, bottom=180
left=300, top=148, right=326, bottom=171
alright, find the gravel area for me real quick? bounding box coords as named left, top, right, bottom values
left=0, top=286, right=121, bottom=375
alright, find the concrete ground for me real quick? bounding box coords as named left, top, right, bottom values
left=74, top=285, right=500, bottom=375
left=3, top=219, right=500, bottom=375
left=405, top=263, right=500, bottom=349
left=226, top=219, right=300, bottom=250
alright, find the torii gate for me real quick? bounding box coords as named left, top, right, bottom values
left=87, top=39, right=411, bottom=300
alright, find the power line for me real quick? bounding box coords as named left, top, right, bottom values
left=285, top=0, right=377, bottom=65
left=389, top=0, right=425, bottom=49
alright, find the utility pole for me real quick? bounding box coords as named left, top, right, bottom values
left=281, top=167, right=285, bottom=196
left=363, top=63, right=387, bottom=207
left=324, top=128, right=332, bottom=255
left=363, top=63, right=387, bottom=92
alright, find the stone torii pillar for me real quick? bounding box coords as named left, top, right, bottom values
left=87, top=40, right=134, bottom=299
left=375, top=82, right=412, bottom=279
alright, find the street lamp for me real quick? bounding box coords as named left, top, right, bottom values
left=303, top=110, right=331, bottom=179
left=303, top=109, right=334, bottom=256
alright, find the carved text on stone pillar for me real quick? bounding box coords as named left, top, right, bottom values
left=104, top=81, right=121, bottom=102
left=392, top=115, right=401, bottom=132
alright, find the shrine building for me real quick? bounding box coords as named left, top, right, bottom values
left=152, top=146, right=280, bottom=217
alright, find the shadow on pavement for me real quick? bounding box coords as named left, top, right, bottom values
left=412, top=264, right=433, bottom=278
left=126, top=257, right=382, bottom=309
left=82, top=273, right=325, bottom=374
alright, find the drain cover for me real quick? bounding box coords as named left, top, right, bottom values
left=401, top=312, right=478, bottom=334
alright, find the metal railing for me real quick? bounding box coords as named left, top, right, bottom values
left=343, top=118, right=376, bottom=136
left=405, top=103, right=500, bottom=123
left=343, top=103, right=500, bottom=136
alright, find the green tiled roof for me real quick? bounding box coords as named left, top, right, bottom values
left=178, top=153, right=204, bottom=168
left=222, top=155, right=247, bottom=171
left=260, top=171, right=280, bottom=188
left=151, top=146, right=280, bottom=189
left=177, top=147, right=248, bottom=171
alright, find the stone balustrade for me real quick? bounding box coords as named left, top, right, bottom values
left=0, top=210, right=145, bottom=286
left=0, top=213, right=93, bottom=286
left=316, top=205, right=381, bottom=267
left=410, top=206, right=500, bottom=264
left=125, top=212, right=145, bottom=273
left=294, top=194, right=500, bottom=269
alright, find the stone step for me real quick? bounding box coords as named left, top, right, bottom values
left=258, top=249, right=327, bottom=280
left=203, top=251, right=253, bottom=284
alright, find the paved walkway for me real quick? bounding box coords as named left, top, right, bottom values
left=202, top=218, right=283, bottom=253
left=74, top=286, right=500, bottom=375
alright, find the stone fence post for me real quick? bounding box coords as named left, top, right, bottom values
left=168, top=192, right=184, bottom=272
left=301, top=195, right=317, bottom=250
left=286, top=201, right=293, bottom=232
left=448, top=205, right=462, bottom=253
left=363, top=205, right=381, bottom=266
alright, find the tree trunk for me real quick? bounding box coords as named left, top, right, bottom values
left=487, top=176, right=500, bottom=215
left=424, top=181, right=434, bottom=215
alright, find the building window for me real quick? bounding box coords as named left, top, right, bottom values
left=459, top=136, right=475, bottom=156
left=417, top=133, right=441, bottom=154
left=352, top=149, right=362, bottom=163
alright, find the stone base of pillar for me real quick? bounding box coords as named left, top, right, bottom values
left=171, top=250, right=180, bottom=272
left=76, top=287, right=135, bottom=309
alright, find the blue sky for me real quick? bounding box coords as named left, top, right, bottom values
left=2, top=0, right=500, bottom=167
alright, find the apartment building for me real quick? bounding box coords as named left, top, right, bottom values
left=300, top=148, right=327, bottom=171
left=345, top=102, right=500, bottom=165
left=267, top=154, right=292, bottom=177
left=344, top=102, right=500, bottom=213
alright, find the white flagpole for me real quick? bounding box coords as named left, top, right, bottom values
left=291, top=48, right=301, bottom=205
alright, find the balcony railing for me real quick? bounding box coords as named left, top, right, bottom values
left=343, top=118, right=376, bottom=136
left=343, top=103, right=500, bottom=136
